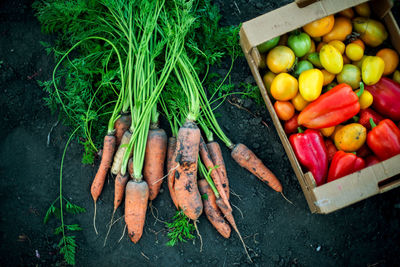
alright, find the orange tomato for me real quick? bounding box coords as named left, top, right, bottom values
left=316, top=42, right=326, bottom=53
left=376, top=48, right=399, bottom=76
left=303, top=15, right=335, bottom=38
left=339, top=8, right=355, bottom=19
left=274, top=101, right=295, bottom=121
left=322, top=17, right=352, bottom=43
left=302, top=40, right=316, bottom=59
left=354, top=2, right=371, bottom=17
left=342, top=54, right=351, bottom=64
left=321, top=69, right=335, bottom=86
left=321, top=126, right=335, bottom=137
left=351, top=39, right=365, bottom=50
left=291, top=92, right=309, bottom=111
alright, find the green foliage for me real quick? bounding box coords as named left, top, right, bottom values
left=165, top=210, right=196, bottom=247
left=239, top=82, right=264, bottom=105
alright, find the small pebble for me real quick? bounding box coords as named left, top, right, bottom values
left=316, top=245, right=321, bottom=252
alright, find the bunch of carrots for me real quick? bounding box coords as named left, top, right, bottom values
left=38, top=0, right=288, bottom=262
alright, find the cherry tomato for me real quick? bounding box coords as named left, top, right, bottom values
left=274, top=101, right=295, bottom=121
left=270, top=73, right=298, bottom=101
left=376, top=48, right=399, bottom=76
left=294, top=60, right=313, bottom=77
left=345, top=43, right=364, bottom=61
left=322, top=17, right=352, bottom=43
left=321, top=69, right=335, bottom=86
left=303, top=15, right=335, bottom=37
left=262, top=71, right=276, bottom=96
left=328, top=40, right=345, bottom=54
left=266, top=46, right=295, bottom=73
left=291, top=92, right=309, bottom=111
left=337, top=64, right=361, bottom=89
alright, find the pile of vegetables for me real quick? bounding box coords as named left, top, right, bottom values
left=258, top=2, right=400, bottom=187
left=34, top=0, right=287, bottom=264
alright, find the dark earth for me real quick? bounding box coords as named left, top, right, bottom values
left=1, top=0, right=400, bottom=266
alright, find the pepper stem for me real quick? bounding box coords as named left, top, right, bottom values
left=369, top=118, right=377, bottom=129
left=356, top=82, right=364, bottom=98
left=297, top=127, right=304, bottom=133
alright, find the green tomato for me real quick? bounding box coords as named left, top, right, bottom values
left=307, top=52, right=323, bottom=68
left=288, top=32, right=311, bottom=57
left=294, top=60, right=313, bottom=77
left=257, top=36, right=280, bottom=53
left=337, top=64, right=361, bottom=89
left=323, top=82, right=338, bottom=93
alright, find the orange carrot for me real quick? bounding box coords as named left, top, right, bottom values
left=91, top=134, right=116, bottom=202
left=199, top=136, right=230, bottom=210
left=207, top=141, right=229, bottom=199
left=167, top=137, right=179, bottom=209
left=114, top=112, right=131, bottom=145
left=198, top=179, right=231, bottom=238
left=114, top=172, right=129, bottom=211
left=111, top=130, right=132, bottom=175
left=125, top=180, right=149, bottom=244
left=216, top=195, right=252, bottom=262
left=91, top=134, right=116, bottom=234
left=174, top=121, right=203, bottom=220
left=231, top=143, right=282, bottom=193
left=143, top=127, right=167, bottom=200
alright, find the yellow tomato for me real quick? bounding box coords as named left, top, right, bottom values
left=270, top=73, right=298, bottom=101
left=322, top=17, right=352, bottom=43
left=354, top=2, right=371, bottom=17
left=337, top=64, right=361, bottom=89
left=356, top=88, right=373, bottom=109
left=351, top=39, right=365, bottom=50
left=362, top=56, right=385, bottom=85
left=321, top=126, right=335, bottom=137
left=393, top=70, right=400, bottom=84
left=291, top=92, right=309, bottom=111
left=332, top=125, right=344, bottom=140
left=320, top=44, right=343, bottom=74
left=321, top=69, right=335, bottom=86
left=262, top=71, right=276, bottom=95
left=266, top=46, right=295, bottom=74
left=328, top=40, right=345, bottom=54
left=299, top=69, right=324, bottom=101
left=334, top=123, right=367, bottom=152
left=345, top=43, right=364, bottom=61
left=376, top=48, right=399, bottom=76
left=303, top=15, right=335, bottom=37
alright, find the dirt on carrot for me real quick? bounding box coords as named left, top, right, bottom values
left=173, top=121, right=203, bottom=220
left=167, top=137, right=179, bottom=209
left=207, top=141, right=229, bottom=199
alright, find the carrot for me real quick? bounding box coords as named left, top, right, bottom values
left=198, top=179, right=231, bottom=238
left=199, top=136, right=230, bottom=209
left=111, top=130, right=132, bottom=175
left=104, top=171, right=129, bottom=246
left=231, top=143, right=282, bottom=193
left=114, top=172, right=129, bottom=211
left=125, top=180, right=149, bottom=244
left=167, top=137, right=179, bottom=209
left=173, top=120, right=203, bottom=220
left=143, top=127, right=167, bottom=200
left=128, top=157, right=133, bottom=178
left=216, top=196, right=252, bottom=262
left=207, top=141, right=229, bottom=199
left=91, top=134, right=116, bottom=234
left=114, top=112, right=131, bottom=145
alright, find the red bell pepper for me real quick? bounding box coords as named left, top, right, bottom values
left=298, top=83, right=361, bottom=129
left=367, top=119, right=400, bottom=161
left=366, top=77, right=400, bottom=121
left=365, top=155, right=380, bottom=167
left=324, top=139, right=337, bottom=162
left=359, top=108, right=384, bottom=130
left=327, top=151, right=366, bottom=182
left=289, top=129, right=328, bottom=186
left=284, top=114, right=299, bottom=134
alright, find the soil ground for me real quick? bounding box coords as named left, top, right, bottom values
left=1, top=1, right=399, bottom=266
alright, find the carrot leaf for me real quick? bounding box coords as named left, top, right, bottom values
left=165, top=210, right=195, bottom=247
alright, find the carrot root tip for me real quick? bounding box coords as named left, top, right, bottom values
left=280, top=191, right=293, bottom=205
left=194, top=221, right=203, bottom=253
